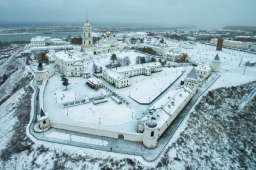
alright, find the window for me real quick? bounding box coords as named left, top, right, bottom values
left=151, top=131, right=154, bottom=137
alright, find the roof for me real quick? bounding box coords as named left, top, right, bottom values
left=104, top=70, right=127, bottom=81
left=40, top=109, right=46, bottom=117
left=186, top=68, right=199, bottom=80
left=214, top=54, right=220, bottom=61
left=114, top=62, right=161, bottom=73
left=54, top=51, right=83, bottom=62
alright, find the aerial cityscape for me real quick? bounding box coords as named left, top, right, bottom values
left=0, top=0, right=256, bottom=169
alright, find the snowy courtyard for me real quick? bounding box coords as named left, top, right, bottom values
left=125, top=67, right=186, bottom=104
left=43, top=75, right=138, bottom=135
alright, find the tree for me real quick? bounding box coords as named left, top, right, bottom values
left=151, top=57, right=157, bottom=62
left=70, top=37, right=82, bottom=45
left=93, top=63, right=102, bottom=73
left=130, top=37, right=137, bottom=44
left=140, top=57, right=146, bottom=64
left=110, top=53, right=117, bottom=62
left=160, top=59, right=167, bottom=66
left=62, top=77, right=69, bottom=90
left=160, top=38, right=165, bottom=44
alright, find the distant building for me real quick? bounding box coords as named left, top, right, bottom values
left=30, top=36, right=49, bottom=47
left=216, top=38, right=223, bottom=51
left=211, top=38, right=251, bottom=50
left=82, top=20, right=93, bottom=50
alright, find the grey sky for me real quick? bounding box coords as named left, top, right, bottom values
left=0, top=0, right=255, bottom=28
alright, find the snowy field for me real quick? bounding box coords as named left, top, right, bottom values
left=44, top=75, right=137, bottom=133
left=177, top=42, right=256, bottom=89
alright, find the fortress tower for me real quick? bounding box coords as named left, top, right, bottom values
left=82, top=20, right=93, bottom=50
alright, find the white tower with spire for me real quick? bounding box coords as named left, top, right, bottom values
left=82, top=20, right=93, bottom=50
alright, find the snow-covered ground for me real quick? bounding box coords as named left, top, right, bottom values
left=44, top=75, right=137, bottom=133
left=127, top=67, right=185, bottom=104
left=179, top=43, right=256, bottom=89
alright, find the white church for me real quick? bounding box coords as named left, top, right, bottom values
left=81, top=20, right=93, bottom=50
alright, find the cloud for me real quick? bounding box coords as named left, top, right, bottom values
left=0, top=0, right=255, bottom=28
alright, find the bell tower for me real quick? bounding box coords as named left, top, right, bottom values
left=82, top=20, right=93, bottom=50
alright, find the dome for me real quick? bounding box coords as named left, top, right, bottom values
left=84, top=20, right=91, bottom=27
left=146, top=119, right=157, bottom=128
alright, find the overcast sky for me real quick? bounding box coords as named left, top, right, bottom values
left=0, top=0, right=255, bottom=28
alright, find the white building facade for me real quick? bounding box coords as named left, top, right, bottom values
left=195, top=64, right=211, bottom=80
left=52, top=51, right=85, bottom=77
left=102, top=70, right=130, bottom=88
left=116, top=62, right=162, bottom=77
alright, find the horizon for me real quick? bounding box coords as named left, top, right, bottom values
left=1, top=21, right=256, bottom=30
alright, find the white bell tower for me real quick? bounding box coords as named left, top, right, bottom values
left=82, top=20, right=93, bottom=50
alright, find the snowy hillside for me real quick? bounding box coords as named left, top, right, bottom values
left=156, top=82, right=256, bottom=169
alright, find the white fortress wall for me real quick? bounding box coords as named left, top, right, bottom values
left=158, top=89, right=194, bottom=137
left=51, top=121, right=143, bottom=142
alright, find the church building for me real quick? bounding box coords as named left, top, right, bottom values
left=82, top=20, right=93, bottom=50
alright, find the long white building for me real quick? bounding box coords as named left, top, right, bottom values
left=102, top=62, right=162, bottom=88
left=115, top=62, right=162, bottom=77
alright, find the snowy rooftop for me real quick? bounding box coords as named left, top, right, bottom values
left=114, top=62, right=161, bottom=73
left=104, top=70, right=126, bottom=80
left=53, top=51, right=83, bottom=62
left=195, top=64, right=211, bottom=72
left=162, top=88, right=191, bottom=116
left=186, top=68, right=199, bottom=80
left=144, top=87, right=192, bottom=130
